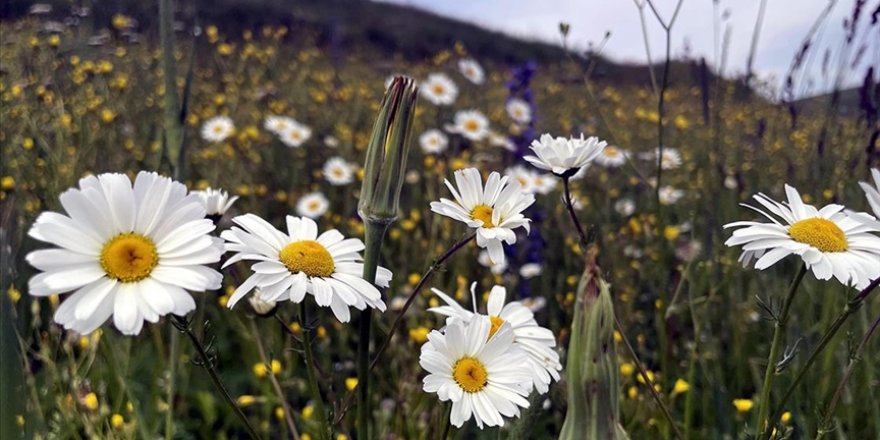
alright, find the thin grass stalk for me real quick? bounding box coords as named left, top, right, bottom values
left=248, top=319, right=300, bottom=440
left=356, top=220, right=388, bottom=439
left=754, top=264, right=808, bottom=438
left=299, top=304, right=331, bottom=440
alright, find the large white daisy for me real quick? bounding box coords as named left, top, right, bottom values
left=421, top=73, right=458, bottom=106
left=221, top=214, right=391, bottom=322
left=26, top=171, right=224, bottom=335
left=201, top=116, right=235, bottom=143
left=524, top=133, right=607, bottom=176
left=420, top=317, right=531, bottom=429
left=430, top=283, right=562, bottom=394
left=430, top=168, right=534, bottom=265
left=724, top=184, right=880, bottom=288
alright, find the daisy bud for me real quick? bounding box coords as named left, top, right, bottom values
left=560, top=260, right=628, bottom=439
left=358, top=76, right=418, bottom=224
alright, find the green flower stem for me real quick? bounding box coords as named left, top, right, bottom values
left=171, top=316, right=262, bottom=440
left=333, top=232, right=475, bottom=425
left=754, top=264, right=808, bottom=438
left=356, top=220, right=389, bottom=440
left=299, top=303, right=331, bottom=440
left=562, top=177, right=590, bottom=250
left=165, top=323, right=179, bottom=440
left=767, top=276, right=880, bottom=437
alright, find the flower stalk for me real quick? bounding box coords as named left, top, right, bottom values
left=754, top=263, right=808, bottom=438
left=355, top=76, right=418, bottom=438
left=300, top=303, right=332, bottom=440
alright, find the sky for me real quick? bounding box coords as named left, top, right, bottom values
left=379, top=0, right=878, bottom=98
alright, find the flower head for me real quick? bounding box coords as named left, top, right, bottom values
left=420, top=317, right=531, bottom=428
left=430, top=283, right=561, bottom=393
left=505, top=98, right=531, bottom=125
left=296, top=192, right=329, bottom=219
left=457, top=58, right=485, bottom=85
left=264, top=115, right=296, bottom=135
left=26, top=172, right=224, bottom=335
left=420, top=129, right=449, bottom=155
left=724, top=184, right=880, bottom=288
left=524, top=133, right=607, bottom=177
left=594, top=145, right=629, bottom=168
left=421, top=73, right=458, bottom=106
left=221, top=214, right=391, bottom=322
left=279, top=121, right=312, bottom=148
left=642, top=147, right=682, bottom=170
left=430, top=168, right=534, bottom=265
left=323, top=157, right=355, bottom=186
left=193, top=187, right=238, bottom=217
left=856, top=168, right=880, bottom=229
left=448, top=110, right=490, bottom=142
left=201, top=116, right=234, bottom=143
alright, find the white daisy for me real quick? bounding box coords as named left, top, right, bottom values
left=659, top=186, right=685, bottom=205
left=419, top=129, right=449, bottom=155
left=504, top=165, right=536, bottom=194
left=488, top=132, right=516, bottom=152
left=420, top=317, right=531, bottom=428
left=594, top=145, right=629, bottom=168
left=421, top=73, right=458, bottom=106
left=505, top=98, right=531, bottom=125
left=193, top=187, right=238, bottom=217
left=614, top=198, right=635, bottom=217
left=724, top=184, right=880, bottom=288
left=322, top=157, right=355, bottom=186
left=457, top=58, right=485, bottom=85
left=531, top=173, right=557, bottom=195
left=221, top=214, right=391, bottom=322
left=524, top=133, right=607, bottom=176
left=296, top=192, right=329, bottom=219
left=430, top=283, right=561, bottom=393
left=26, top=171, right=224, bottom=335
left=519, top=263, right=543, bottom=279
left=279, top=121, right=312, bottom=148
left=856, top=168, right=880, bottom=229
left=263, top=115, right=295, bottom=135
left=478, top=250, right=508, bottom=275
left=201, top=116, right=235, bottom=143
left=448, top=110, right=490, bottom=142
left=430, top=168, right=534, bottom=265
left=642, top=147, right=682, bottom=170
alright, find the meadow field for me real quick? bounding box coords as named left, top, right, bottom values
left=1, top=1, right=879, bottom=439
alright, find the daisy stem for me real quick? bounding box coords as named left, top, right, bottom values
left=300, top=303, right=332, bottom=440
left=754, top=263, right=808, bottom=438
left=562, top=177, right=591, bottom=250
left=766, top=276, right=880, bottom=439
left=165, top=324, right=178, bottom=440
left=172, top=316, right=263, bottom=440
left=816, top=304, right=880, bottom=440
left=357, top=220, right=390, bottom=439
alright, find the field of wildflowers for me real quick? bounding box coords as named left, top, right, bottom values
left=1, top=2, right=879, bottom=439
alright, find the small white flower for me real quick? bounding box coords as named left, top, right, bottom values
left=448, top=110, right=490, bottom=142
left=26, top=171, right=224, bottom=335
left=322, top=157, right=355, bottom=186
left=420, top=317, right=531, bottom=428
left=419, top=129, right=449, bottom=154
left=855, top=168, right=880, bottom=229
left=524, top=133, right=607, bottom=176
left=324, top=135, right=340, bottom=148
left=531, top=173, right=557, bottom=195
left=724, top=184, right=880, bottom=288
left=221, top=214, right=391, bottom=322
left=421, top=73, right=458, bottom=106
left=519, top=263, right=543, bottom=279
left=279, top=121, right=312, bottom=148
left=201, top=116, right=235, bottom=143
left=430, top=168, right=534, bottom=265
left=594, top=145, right=629, bottom=168
left=724, top=175, right=739, bottom=190
left=488, top=132, right=516, bottom=152
left=642, top=147, right=682, bottom=170
left=296, top=192, right=329, bottom=219
left=505, top=98, right=531, bottom=125
left=457, top=58, right=485, bottom=85
left=430, top=283, right=562, bottom=394
left=264, top=115, right=296, bottom=135
left=659, top=186, right=685, bottom=205
left=614, top=198, right=636, bottom=217
left=193, top=187, right=239, bottom=217
left=248, top=289, right=277, bottom=315
left=478, top=250, right=508, bottom=275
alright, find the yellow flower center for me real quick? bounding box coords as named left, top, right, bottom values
left=100, top=233, right=158, bottom=283
left=212, top=125, right=224, bottom=134
left=470, top=204, right=495, bottom=228
left=290, top=131, right=302, bottom=141
left=464, top=119, right=480, bottom=132
left=432, top=84, right=445, bottom=95
left=604, top=147, right=619, bottom=157
left=452, top=356, right=488, bottom=393
left=788, top=218, right=848, bottom=252
left=307, top=200, right=321, bottom=211
left=488, top=315, right=504, bottom=339
left=279, top=240, right=335, bottom=277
